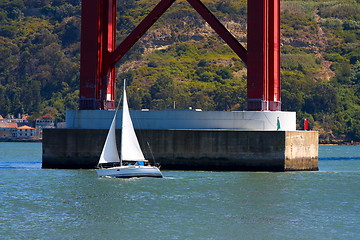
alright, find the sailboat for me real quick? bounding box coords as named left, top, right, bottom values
left=96, top=81, right=163, bottom=178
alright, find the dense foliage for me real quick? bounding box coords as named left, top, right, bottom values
left=0, top=0, right=359, bottom=142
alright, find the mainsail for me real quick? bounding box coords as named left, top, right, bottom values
left=120, top=82, right=145, bottom=161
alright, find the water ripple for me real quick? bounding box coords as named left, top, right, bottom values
left=0, top=162, right=41, bottom=169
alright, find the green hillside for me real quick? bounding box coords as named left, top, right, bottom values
left=0, top=0, right=359, bottom=142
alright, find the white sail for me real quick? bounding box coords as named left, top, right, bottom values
left=98, top=111, right=120, bottom=164
left=96, top=81, right=162, bottom=178
left=121, top=82, right=146, bottom=161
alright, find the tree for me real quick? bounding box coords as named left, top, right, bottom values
left=150, top=74, right=174, bottom=109
left=303, top=83, right=339, bottom=114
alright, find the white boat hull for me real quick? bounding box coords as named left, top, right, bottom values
left=96, top=165, right=163, bottom=178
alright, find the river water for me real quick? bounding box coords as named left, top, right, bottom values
left=0, top=142, right=359, bottom=239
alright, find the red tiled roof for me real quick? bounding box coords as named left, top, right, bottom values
left=0, top=122, right=18, bottom=128
left=36, top=113, right=54, bottom=120
left=17, top=125, right=35, bottom=130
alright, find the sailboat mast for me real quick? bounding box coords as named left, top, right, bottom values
left=122, top=79, right=126, bottom=131
left=120, top=80, right=126, bottom=165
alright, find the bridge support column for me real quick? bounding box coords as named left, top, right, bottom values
left=247, top=0, right=281, bottom=111
left=79, top=0, right=116, bottom=110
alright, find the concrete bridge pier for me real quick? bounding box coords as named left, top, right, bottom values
left=42, top=110, right=318, bottom=171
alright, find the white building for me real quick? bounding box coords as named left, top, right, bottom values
left=14, top=125, right=36, bottom=138
left=35, top=114, right=55, bottom=138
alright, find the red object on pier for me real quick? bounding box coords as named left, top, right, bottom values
left=304, top=119, right=309, bottom=131
left=79, top=0, right=281, bottom=111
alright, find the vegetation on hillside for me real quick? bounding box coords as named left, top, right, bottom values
left=0, top=0, right=359, bottom=142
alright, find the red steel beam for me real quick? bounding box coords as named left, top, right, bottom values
left=186, top=0, right=247, bottom=64
left=100, top=0, right=116, bottom=110
left=79, top=0, right=117, bottom=110
left=268, top=0, right=281, bottom=111
left=79, top=0, right=101, bottom=110
left=247, top=0, right=281, bottom=111
left=247, top=0, right=268, bottom=111
left=110, top=0, right=176, bottom=65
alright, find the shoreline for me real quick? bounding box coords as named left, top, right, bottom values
left=319, top=140, right=360, bottom=146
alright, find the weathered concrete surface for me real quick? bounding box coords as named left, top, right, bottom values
left=42, top=129, right=318, bottom=171
left=284, top=131, right=319, bottom=171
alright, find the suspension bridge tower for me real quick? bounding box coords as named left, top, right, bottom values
left=42, top=0, right=318, bottom=172
left=79, top=0, right=281, bottom=111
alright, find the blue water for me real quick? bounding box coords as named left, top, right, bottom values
left=0, top=142, right=359, bottom=239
